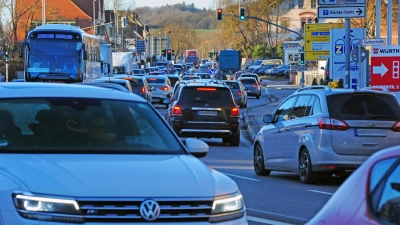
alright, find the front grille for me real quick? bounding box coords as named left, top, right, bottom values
left=77, top=197, right=213, bottom=222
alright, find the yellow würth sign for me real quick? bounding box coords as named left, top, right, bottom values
left=304, top=23, right=344, bottom=61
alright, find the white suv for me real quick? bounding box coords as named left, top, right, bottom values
left=254, top=86, right=400, bottom=184
left=0, top=82, right=247, bottom=224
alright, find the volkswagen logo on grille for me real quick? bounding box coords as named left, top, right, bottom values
left=140, top=199, right=160, bottom=221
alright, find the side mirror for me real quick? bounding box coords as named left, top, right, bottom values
left=185, top=138, right=209, bottom=158
left=263, top=114, right=273, bottom=123
left=107, top=64, right=111, bottom=73
left=320, top=67, right=325, bottom=70
left=82, top=43, right=87, bottom=60
left=19, top=48, right=24, bottom=58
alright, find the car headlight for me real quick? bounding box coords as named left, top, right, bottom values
left=13, top=194, right=84, bottom=223
left=209, top=193, right=245, bottom=222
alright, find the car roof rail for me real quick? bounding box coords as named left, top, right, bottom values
left=359, top=86, right=390, bottom=92
left=295, top=85, right=332, bottom=92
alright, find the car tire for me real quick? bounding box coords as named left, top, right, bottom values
left=244, top=101, right=247, bottom=108
left=299, top=148, right=319, bottom=184
left=256, top=94, right=260, bottom=99
left=254, top=143, right=271, bottom=176
left=222, top=137, right=230, bottom=143
left=229, top=131, right=240, bottom=146
left=165, top=104, right=169, bottom=109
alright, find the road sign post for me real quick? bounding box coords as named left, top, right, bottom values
left=361, top=38, right=386, bottom=46
left=317, top=6, right=366, bottom=18
left=304, top=23, right=344, bottom=61
left=370, top=46, right=400, bottom=91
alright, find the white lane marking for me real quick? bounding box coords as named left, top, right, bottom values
left=308, top=190, right=334, bottom=195
left=247, top=208, right=309, bottom=221
left=247, top=216, right=294, bottom=225
left=222, top=172, right=260, bottom=181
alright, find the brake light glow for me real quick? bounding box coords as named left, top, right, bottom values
left=161, top=86, right=169, bottom=91
left=149, top=78, right=157, bottom=80
left=252, top=84, right=258, bottom=87
left=230, top=107, right=240, bottom=117
left=318, top=117, right=349, bottom=131
left=391, top=121, right=400, bottom=132
left=172, top=106, right=183, bottom=116
left=197, top=88, right=216, bottom=91
left=141, top=86, right=146, bottom=93
left=238, top=91, right=242, bottom=96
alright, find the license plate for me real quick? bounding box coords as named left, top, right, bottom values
left=197, top=111, right=217, bottom=116
left=355, top=129, right=387, bottom=137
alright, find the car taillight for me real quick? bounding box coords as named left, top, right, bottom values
left=391, top=121, right=400, bottom=132
left=141, top=86, right=146, bottom=93
left=238, top=91, right=242, bottom=96
left=230, top=107, right=240, bottom=117
left=252, top=84, right=258, bottom=87
left=172, top=106, right=183, bottom=116
left=161, top=86, right=169, bottom=91
left=318, top=117, right=349, bottom=130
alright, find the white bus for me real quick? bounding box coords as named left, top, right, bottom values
left=20, top=24, right=102, bottom=83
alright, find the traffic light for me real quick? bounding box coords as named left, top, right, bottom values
left=239, top=7, right=246, bottom=21
left=162, top=49, right=166, bottom=57
left=167, top=48, right=172, bottom=60
left=299, top=52, right=305, bottom=65
left=217, top=8, right=222, bottom=21
left=4, top=52, right=8, bottom=62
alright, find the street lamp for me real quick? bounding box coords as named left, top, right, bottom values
left=93, top=0, right=97, bottom=35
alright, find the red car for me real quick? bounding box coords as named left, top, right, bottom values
left=308, top=145, right=400, bottom=225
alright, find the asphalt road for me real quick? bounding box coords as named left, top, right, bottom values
left=153, top=79, right=346, bottom=225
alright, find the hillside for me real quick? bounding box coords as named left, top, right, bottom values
left=136, top=3, right=217, bottom=31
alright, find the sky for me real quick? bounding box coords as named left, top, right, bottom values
left=134, top=0, right=216, bottom=9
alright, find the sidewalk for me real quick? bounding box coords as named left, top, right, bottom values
left=243, top=80, right=301, bottom=142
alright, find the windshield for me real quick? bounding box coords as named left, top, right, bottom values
left=113, top=67, right=126, bottom=74
left=0, top=98, right=183, bottom=153
left=251, top=60, right=263, bottom=66
left=28, top=38, right=81, bottom=78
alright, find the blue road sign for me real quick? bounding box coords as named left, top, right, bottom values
left=209, top=68, right=215, bottom=75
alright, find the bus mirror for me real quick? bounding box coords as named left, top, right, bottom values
left=19, top=41, right=25, bottom=58
left=83, top=50, right=88, bottom=60
left=100, top=61, right=104, bottom=73
left=107, top=63, right=111, bottom=73
left=19, top=48, right=24, bottom=58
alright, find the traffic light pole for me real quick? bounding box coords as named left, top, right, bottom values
left=5, top=51, right=8, bottom=82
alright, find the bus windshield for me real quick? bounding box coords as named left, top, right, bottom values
left=27, top=38, right=81, bottom=79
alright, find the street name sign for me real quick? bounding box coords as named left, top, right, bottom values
left=304, top=23, right=344, bottom=61
left=370, top=46, right=400, bottom=91
left=318, top=6, right=366, bottom=18
left=361, top=38, right=387, bottom=46
left=318, top=0, right=366, bottom=5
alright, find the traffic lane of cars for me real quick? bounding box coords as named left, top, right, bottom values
left=155, top=86, right=344, bottom=225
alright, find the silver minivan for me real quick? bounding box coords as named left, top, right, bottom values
left=254, top=86, right=400, bottom=184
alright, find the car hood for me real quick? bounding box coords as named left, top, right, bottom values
left=0, top=154, right=237, bottom=197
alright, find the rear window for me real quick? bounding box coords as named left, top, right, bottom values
left=146, top=78, right=165, bottom=84
left=327, top=93, right=400, bottom=120
left=225, top=82, right=240, bottom=89
left=179, top=87, right=232, bottom=103
left=182, top=76, right=200, bottom=80
left=240, top=79, right=256, bottom=84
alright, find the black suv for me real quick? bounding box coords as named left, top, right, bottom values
left=165, top=81, right=240, bottom=146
